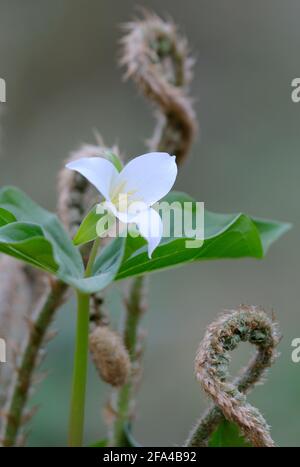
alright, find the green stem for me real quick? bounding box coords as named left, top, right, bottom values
left=68, top=291, right=89, bottom=447
left=68, top=238, right=100, bottom=447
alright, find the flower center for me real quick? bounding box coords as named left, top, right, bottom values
left=110, top=180, right=142, bottom=212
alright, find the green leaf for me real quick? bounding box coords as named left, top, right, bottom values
left=73, top=205, right=99, bottom=245
left=114, top=191, right=291, bottom=280
left=0, top=187, right=289, bottom=293
left=209, top=420, right=251, bottom=447
left=67, top=236, right=126, bottom=294
left=0, top=207, right=17, bottom=226
left=0, top=186, right=83, bottom=278
left=0, top=187, right=125, bottom=293
left=0, top=222, right=59, bottom=273
left=88, top=438, right=108, bottom=447
left=251, top=217, right=291, bottom=253
left=73, top=205, right=113, bottom=246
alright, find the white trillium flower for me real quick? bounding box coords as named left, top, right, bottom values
left=66, top=152, right=177, bottom=257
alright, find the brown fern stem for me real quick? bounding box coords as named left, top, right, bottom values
left=121, top=10, right=197, bottom=165
left=111, top=276, right=146, bottom=446
left=1, top=280, right=67, bottom=447
left=0, top=259, right=49, bottom=438
left=185, top=306, right=281, bottom=447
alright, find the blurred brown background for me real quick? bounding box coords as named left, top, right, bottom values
left=0, top=0, right=299, bottom=446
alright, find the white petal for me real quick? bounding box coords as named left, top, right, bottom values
left=114, top=152, right=177, bottom=206
left=135, top=208, right=163, bottom=258
left=66, top=157, right=119, bottom=200
left=103, top=201, right=138, bottom=224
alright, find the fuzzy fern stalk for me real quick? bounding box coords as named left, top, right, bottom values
left=1, top=280, right=67, bottom=447
left=121, top=10, right=197, bottom=165
left=58, top=138, right=123, bottom=240
left=185, top=306, right=281, bottom=447
left=58, top=145, right=98, bottom=239
left=110, top=276, right=147, bottom=446
left=0, top=258, right=49, bottom=445
left=108, top=12, right=198, bottom=446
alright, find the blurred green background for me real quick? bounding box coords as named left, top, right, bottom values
left=0, top=0, right=299, bottom=447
